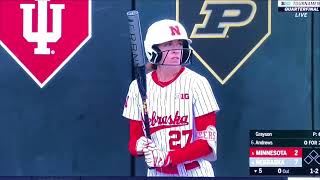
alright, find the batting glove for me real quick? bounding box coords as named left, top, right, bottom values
left=143, top=146, right=171, bottom=168
left=136, top=136, right=153, bottom=155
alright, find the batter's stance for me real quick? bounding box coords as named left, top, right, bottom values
left=123, top=19, right=220, bottom=177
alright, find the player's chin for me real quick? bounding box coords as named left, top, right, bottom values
left=163, top=63, right=181, bottom=66
left=164, top=61, right=181, bottom=66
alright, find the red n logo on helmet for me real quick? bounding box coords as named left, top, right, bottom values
left=169, top=26, right=181, bottom=36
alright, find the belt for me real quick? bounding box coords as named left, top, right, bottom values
left=155, top=161, right=200, bottom=174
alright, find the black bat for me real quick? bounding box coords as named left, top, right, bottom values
left=127, top=10, right=151, bottom=139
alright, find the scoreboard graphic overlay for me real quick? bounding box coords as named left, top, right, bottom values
left=250, top=130, right=320, bottom=176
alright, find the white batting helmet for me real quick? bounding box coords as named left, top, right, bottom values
left=144, top=19, right=193, bottom=65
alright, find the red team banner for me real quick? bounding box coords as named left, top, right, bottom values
left=0, top=0, right=91, bottom=87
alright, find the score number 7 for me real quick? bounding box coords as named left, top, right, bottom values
left=169, top=130, right=192, bottom=150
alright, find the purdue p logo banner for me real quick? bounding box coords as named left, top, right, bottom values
left=176, top=0, right=271, bottom=84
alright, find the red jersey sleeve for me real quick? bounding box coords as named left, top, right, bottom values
left=128, top=119, right=144, bottom=156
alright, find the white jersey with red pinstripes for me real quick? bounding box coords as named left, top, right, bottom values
left=122, top=67, right=219, bottom=177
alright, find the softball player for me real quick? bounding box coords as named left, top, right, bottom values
left=123, top=19, right=219, bottom=177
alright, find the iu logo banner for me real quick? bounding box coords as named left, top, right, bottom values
left=176, top=0, right=271, bottom=84
left=0, top=0, right=91, bottom=88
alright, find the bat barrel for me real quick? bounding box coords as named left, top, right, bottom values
left=127, top=10, right=146, bottom=67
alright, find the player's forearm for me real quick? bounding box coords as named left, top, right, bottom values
left=168, top=112, right=217, bottom=165
left=129, top=136, right=145, bottom=156
left=168, top=139, right=213, bottom=165
left=129, top=139, right=139, bottom=156
left=129, top=119, right=144, bottom=156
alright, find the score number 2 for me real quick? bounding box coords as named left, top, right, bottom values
left=169, top=130, right=192, bottom=150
